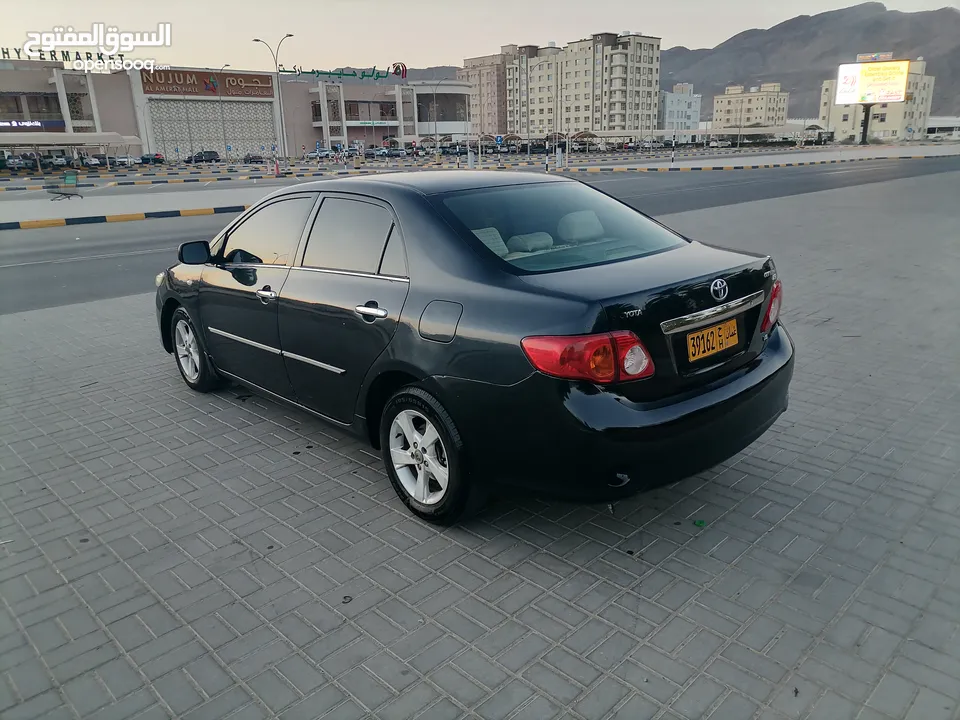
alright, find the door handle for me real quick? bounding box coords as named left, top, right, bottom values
left=355, top=305, right=388, bottom=319
left=256, top=288, right=277, bottom=301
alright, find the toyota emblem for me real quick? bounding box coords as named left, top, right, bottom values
left=710, top=278, right=729, bottom=302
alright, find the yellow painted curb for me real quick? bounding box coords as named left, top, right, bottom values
left=180, top=208, right=215, bottom=216
left=20, top=218, right=67, bottom=229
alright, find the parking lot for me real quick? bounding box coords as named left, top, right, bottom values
left=1, top=166, right=959, bottom=720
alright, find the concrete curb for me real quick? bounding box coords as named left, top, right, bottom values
left=0, top=154, right=952, bottom=232
left=0, top=205, right=252, bottom=231
left=550, top=154, right=951, bottom=173
left=0, top=183, right=99, bottom=192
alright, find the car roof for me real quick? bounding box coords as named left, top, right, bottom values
left=285, top=170, right=574, bottom=197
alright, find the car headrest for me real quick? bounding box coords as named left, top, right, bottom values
left=507, top=232, right=553, bottom=253
left=472, top=227, right=509, bottom=257
left=557, top=210, right=604, bottom=244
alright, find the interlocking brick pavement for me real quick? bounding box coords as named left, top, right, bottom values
left=1, top=171, right=959, bottom=720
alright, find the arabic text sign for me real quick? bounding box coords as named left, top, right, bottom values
left=280, top=62, right=407, bottom=81
left=835, top=60, right=910, bottom=105
left=24, top=23, right=171, bottom=58
left=140, top=70, right=275, bottom=98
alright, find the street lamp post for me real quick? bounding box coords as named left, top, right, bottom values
left=253, top=34, right=293, bottom=159
left=217, top=63, right=230, bottom=161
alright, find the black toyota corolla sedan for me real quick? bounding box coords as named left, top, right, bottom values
left=156, top=171, right=794, bottom=523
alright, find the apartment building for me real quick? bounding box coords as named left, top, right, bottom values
left=465, top=31, right=660, bottom=139
left=457, top=48, right=514, bottom=136
left=819, top=58, right=934, bottom=142
left=659, top=83, right=701, bottom=143
left=712, top=83, right=789, bottom=130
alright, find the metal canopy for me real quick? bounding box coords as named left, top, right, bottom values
left=0, top=132, right=142, bottom=147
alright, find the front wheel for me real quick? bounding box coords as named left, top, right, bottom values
left=380, top=387, right=485, bottom=525
left=170, top=307, right=220, bottom=392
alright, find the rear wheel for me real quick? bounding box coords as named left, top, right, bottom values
left=380, top=386, right=484, bottom=524
left=171, top=307, right=220, bottom=392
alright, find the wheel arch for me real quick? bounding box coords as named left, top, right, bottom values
left=159, top=297, right=181, bottom=353
left=360, top=362, right=449, bottom=449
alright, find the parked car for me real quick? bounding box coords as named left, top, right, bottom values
left=5, top=156, right=29, bottom=169
left=155, top=171, right=794, bottom=524
left=710, top=140, right=732, bottom=148
left=82, top=155, right=100, bottom=167
left=141, top=153, right=165, bottom=165
left=306, top=149, right=333, bottom=160
left=185, top=150, right=221, bottom=164
left=375, top=147, right=390, bottom=157
left=114, top=155, right=141, bottom=167
left=364, top=148, right=379, bottom=159
left=641, top=141, right=664, bottom=150
left=387, top=148, right=408, bottom=157
left=242, top=153, right=265, bottom=163
left=51, top=155, right=70, bottom=166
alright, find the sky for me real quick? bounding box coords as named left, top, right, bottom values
left=2, top=0, right=955, bottom=72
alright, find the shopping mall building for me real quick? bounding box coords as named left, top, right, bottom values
left=0, top=57, right=472, bottom=158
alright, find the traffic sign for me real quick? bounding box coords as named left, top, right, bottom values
left=226, top=144, right=232, bottom=151
left=382, top=141, right=389, bottom=147
left=302, top=145, right=306, bottom=151
left=271, top=144, right=276, bottom=151
left=495, top=135, right=503, bottom=145
left=411, top=140, right=417, bottom=146
left=175, top=147, right=179, bottom=152
left=260, top=145, right=265, bottom=151
left=336, top=143, right=342, bottom=151
left=316, top=141, right=321, bottom=151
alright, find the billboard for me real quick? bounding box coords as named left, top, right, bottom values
left=835, top=60, right=910, bottom=104
left=856, top=52, right=893, bottom=63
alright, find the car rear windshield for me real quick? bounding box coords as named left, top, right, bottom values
left=433, top=181, right=686, bottom=273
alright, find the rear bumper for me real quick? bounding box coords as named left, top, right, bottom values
left=435, top=323, right=794, bottom=499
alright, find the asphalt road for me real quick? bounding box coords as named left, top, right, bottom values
left=2, top=157, right=958, bottom=315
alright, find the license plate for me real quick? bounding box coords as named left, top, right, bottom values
left=687, top=318, right=739, bottom=362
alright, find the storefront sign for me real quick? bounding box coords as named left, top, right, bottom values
left=0, top=119, right=66, bottom=131
left=140, top=70, right=275, bottom=98
left=1, top=46, right=127, bottom=63
left=280, top=62, right=407, bottom=81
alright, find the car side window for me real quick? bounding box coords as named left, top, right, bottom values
left=302, top=197, right=394, bottom=274
left=378, top=227, right=407, bottom=277
left=220, top=196, right=316, bottom=266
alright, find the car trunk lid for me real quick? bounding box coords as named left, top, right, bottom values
left=520, top=241, right=776, bottom=401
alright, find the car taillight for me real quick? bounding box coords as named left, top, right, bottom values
left=521, top=331, right=655, bottom=384
left=761, top=280, right=782, bottom=333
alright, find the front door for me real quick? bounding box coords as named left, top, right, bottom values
left=278, top=195, right=409, bottom=423
left=198, top=193, right=319, bottom=399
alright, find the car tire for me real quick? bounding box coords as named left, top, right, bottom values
left=170, top=307, right=221, bottom=393
left=380, top=386, right=485, bottom=525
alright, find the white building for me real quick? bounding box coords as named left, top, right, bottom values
left=659, top=83, right=701, bottom=143
left=496, top=31, right=660, bottom=140
left=819, top=58, right=935, bottom=142
left=713, top=83, right=790, bottom=130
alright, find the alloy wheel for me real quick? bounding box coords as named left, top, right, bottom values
left=174, top=319, right=201, bottom=383
left=389, top=409, right=450, bottom=505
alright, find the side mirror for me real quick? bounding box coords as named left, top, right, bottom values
left=178, top=240, right=211, bottom=265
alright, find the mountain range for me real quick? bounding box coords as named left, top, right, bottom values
left=660, top=2, right=959, bottom=118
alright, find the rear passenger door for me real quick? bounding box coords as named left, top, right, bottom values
left=277, top=194, right=410, bottom=424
